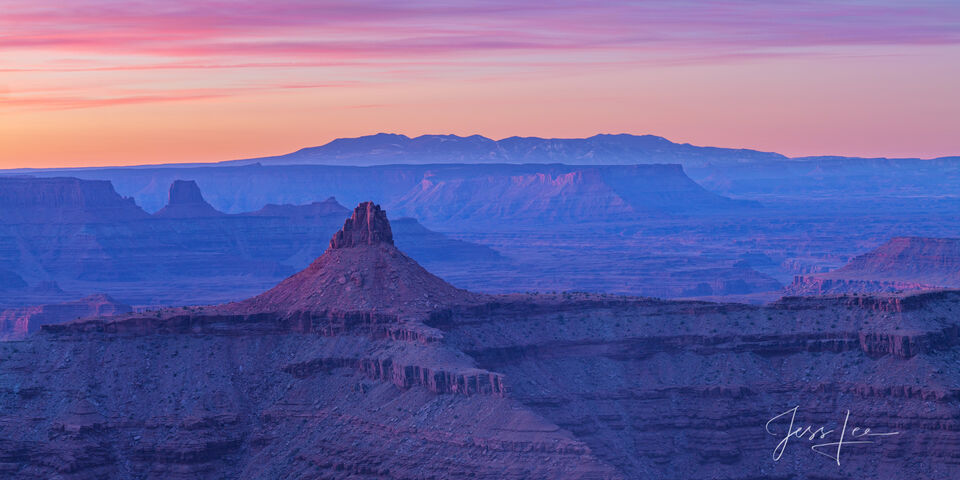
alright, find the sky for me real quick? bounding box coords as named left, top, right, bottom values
left=1, top=0, right=959, bottom=168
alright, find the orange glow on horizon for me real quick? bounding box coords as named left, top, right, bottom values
left=2, top=1, right=959, bottom=168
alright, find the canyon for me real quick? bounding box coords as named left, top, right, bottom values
left=2, top=141, right=958, bottom=311
left=1, top=203, right=958, bottom=479
left=1, top=135, right=958, bottom=478
left=0, top=177, right=504, bottom=309
left=0, top=169, right=782, bottom=309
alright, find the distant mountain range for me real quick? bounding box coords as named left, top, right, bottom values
left=209, top=134, right=959, bottom=201
left=5, top=133, right=957, bottom=203
left=223, top=133, right=787, bottom=167
left=222, top=133, right=957, bottom=168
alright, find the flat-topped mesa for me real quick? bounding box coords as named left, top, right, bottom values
left=0, top=177, right=148, bottom=223
left=329, top=202, right=394, bottom=249
left=154, top=180, right=225, bottom=218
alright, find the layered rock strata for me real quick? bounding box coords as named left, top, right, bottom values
left=1, top=204, right=958, bottom=479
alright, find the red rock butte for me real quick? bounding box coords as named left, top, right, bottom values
left=328, top=201, right=394, bottom=249
left=153, top=180, right=225, bottom=218
left=227, top=201, right=483, bottom=316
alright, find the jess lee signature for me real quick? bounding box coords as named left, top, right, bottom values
left=765, top=406, right=901, bottom=465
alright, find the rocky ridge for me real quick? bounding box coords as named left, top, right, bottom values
left=787, top=237, right=960, bottom=295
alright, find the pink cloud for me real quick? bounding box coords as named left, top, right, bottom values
left=2, top=1, right=957, bottom=64
left=0, top=82, right=358, bottom=110
left=2, top=1, right=958, bottom=112
left=0, top=92, right=229, bottom=110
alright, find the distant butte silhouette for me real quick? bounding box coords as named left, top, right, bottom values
left=154, top=180, right=225, bottom=218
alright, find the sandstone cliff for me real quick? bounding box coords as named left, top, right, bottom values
left=0, top=177, right=148, bottom=223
